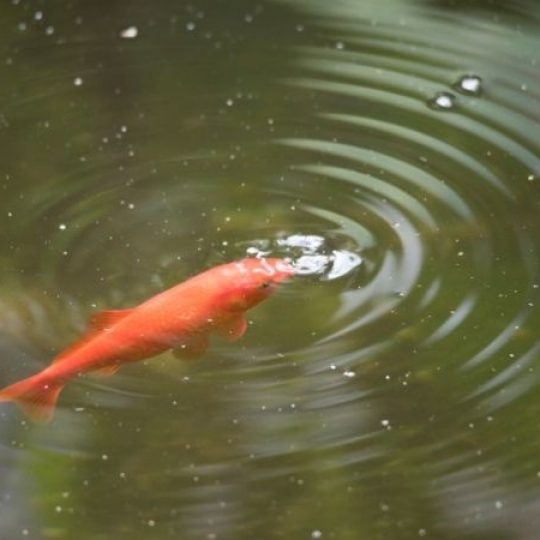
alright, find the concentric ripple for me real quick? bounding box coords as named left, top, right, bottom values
left=1, top=1, right=540, bottom=539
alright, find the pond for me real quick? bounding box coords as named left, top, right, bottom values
left=1, top=0, right=540, bottom=538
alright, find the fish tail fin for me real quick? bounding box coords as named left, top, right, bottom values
left=0, top=376, right=64, bottom=423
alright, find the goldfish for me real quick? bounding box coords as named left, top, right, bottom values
left=0, top=258, right=294, bottom=423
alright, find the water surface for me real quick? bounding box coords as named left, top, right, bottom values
left=1, top=0, right=540, bottom=539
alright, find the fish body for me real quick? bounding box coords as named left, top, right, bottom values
left=0, top=258, right=293, bottom=422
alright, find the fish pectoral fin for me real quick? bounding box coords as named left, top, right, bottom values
left=216, top=316, right=247, bottom=342
left=172, top=334, right=209, bottom=360
left=89, top=363, right=121, bottom=378
left=90, top=309, right=134, bottom=331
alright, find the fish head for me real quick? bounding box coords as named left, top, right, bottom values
left=219, top=258, right=294, bottom=312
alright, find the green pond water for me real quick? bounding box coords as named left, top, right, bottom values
left=1, top=0, right=540, bottom=538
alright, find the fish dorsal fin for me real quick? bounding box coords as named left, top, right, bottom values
left=90, top=309, right=133, bottom=331
left=52, top=309, right=133, bottom=364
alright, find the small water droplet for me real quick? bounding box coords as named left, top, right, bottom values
left=120, top=26, right=138, bottom=39
left=455, top=74, right=482, bottom=95
left=73, top=77, right=83, bottom=87
left=428, top=91, right=456, bottom=111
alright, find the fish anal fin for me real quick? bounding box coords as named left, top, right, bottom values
left=90, top=309, right=133, bottom=331
left=217, top=316, right=247, bottom=342
left=0, top=377, right=64, bottom=423
left=173, top=334, right=209, bottom=360
left=89, top=363, right=120, bottom=378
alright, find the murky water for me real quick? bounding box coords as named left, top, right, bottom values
left=1, top=0, right=540, bottom=538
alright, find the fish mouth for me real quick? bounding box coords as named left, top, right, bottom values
left=263, top=258, right=296, bottom=281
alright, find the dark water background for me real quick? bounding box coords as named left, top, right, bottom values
left=1, top=0, right=540, bottom=539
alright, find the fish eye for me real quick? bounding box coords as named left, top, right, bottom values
left=260, top=281, right=271, bottom=289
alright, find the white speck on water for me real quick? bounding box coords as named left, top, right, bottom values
left=148, top=520, right=156, bottom=527
left=120, top=26, right=138, bottom=39
left=330, top=364, right=337, bottom=370
left=73, top=77, right=83, bottom=86
left=381, top=419, right=390, bottom=428
left=495, top=500, right=503, bottom=509
left=311, top=530, right=322, bottom=539
left=186, top=21, right=196, bottom=31
left=58, top=223, right=67, bottom=230
left=45, top=25, right=54, bottom=35
left=226, top=98, right=234, bottom=106
left=18, top=22, right=27, bottom=32
left=335, top=41, right=345, bottom=50
left=101, top=454, right=108, bottom=461
left=22, top=529, right=29, bottom=537
left=528, top=174, right=536, bottom=182
left=418, top=529, right=427, bottom=537
left=55, top=506, right=62, bottom=513
left=34, top=11, right=43, bottom=21
left=343, top=370, right=355, bottom=378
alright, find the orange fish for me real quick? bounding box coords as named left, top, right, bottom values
left=0, top=258, right=294, bottom=422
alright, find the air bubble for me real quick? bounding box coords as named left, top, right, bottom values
left=120, top=26, right=138, bottom=39
left=428, top=92, right=456, bottom=111
left=455, top=74, right=482, bottom=95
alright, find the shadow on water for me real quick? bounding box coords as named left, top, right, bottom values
left=1, top=0, right=540, bottom=539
